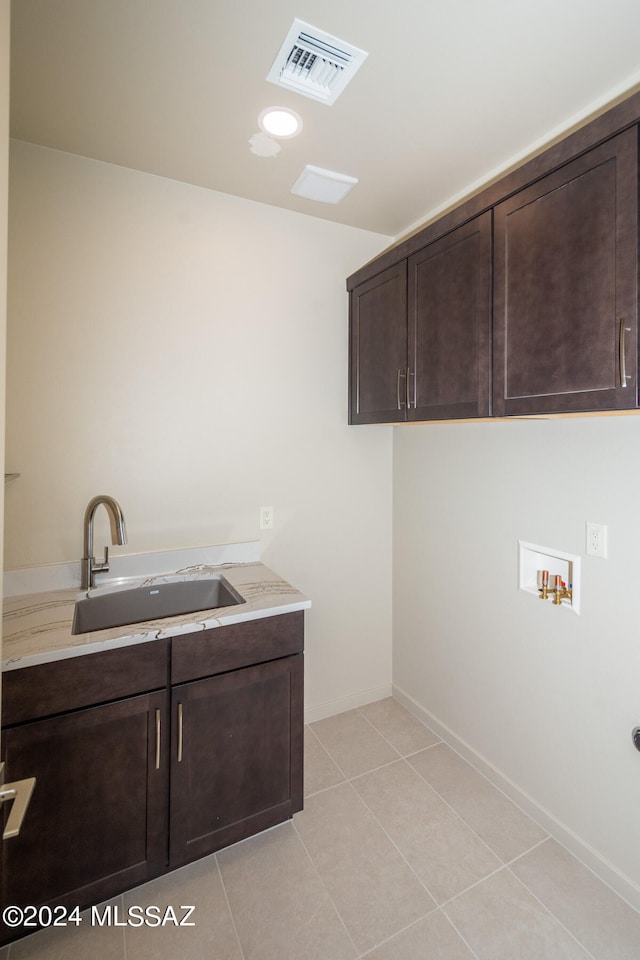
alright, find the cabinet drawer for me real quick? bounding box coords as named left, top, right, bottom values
left=2, top=639, right=169, bottom=725
left=171, top=612, right=304, bottom=684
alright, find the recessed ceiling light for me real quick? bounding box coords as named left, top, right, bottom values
left=258, top=107, right=303, bottom=139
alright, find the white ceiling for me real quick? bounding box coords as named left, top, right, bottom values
left=9, top=0, right=640, bottom=237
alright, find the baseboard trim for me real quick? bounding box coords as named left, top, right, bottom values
left=393, top=682, right=640, bottom=913
left=304, top=683, right=393, bottom=724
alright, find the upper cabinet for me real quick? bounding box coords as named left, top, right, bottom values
left=408, top=213, right=491, bottom=421
left=493, top=128, right=638, bottom=416
left=349, top=261, right=408, bottom=424
left=349, top=213, right=492, bottom=423
left=347, top=93, right=640, bottom=424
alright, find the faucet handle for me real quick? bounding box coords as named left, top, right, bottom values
left=92, top=546, right=110, bottom=577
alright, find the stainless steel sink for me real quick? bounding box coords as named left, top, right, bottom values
left=72, top=576, right=245, bottom=634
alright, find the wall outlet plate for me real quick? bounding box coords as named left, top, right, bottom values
left=260, top=506, right=274, bottom=530
left=586, top=521, right=607, bottom=558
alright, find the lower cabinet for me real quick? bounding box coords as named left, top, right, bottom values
left=0, top=612, right=304, bottom=945
left=1, top=691, right=168, bottom=942
left=170, top=654, right=303, bottom=867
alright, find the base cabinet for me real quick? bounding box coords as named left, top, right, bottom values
left=170, top=654, right=303, bottom=867
left=0, top=612, right=304, bottom=945
left=1, top=691, right=168, bottom=942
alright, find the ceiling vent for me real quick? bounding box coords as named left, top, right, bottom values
left=291, top=165, right=358, bottom=204
left=266, top=19, right=368, bottom=105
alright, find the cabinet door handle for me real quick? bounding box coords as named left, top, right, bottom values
left=619, top=317, right=631, bottom=387
left=177, top=703, right=183, bottom=763
left=155, top=708, right=161, bottom=770
left=397, top=369, right=407, bottom=410
left=0, top=763, right=36, bottom=840
left=406, top=368, right=415, bottom=409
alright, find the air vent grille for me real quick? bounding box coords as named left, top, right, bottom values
left=267, top=20, right=368, bottom=105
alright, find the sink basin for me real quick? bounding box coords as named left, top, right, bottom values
left=72, top=576, right=245, bottom=635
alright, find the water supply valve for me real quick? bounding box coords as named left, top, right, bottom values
left=538, top=570, right=573, bottom=607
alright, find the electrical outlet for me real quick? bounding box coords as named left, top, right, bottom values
left=260, top=506, right=274, bottom=530
left=586, top=521, right=607, bottom=558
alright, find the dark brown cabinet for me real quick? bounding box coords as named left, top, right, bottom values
left=0, top=612, right=304, bottom=945
left=348, top=95, right=640, bottom=424
left=349, top=261, right=407, bottom=423
left=408, top=213, right=491, bottom=420
left=493, top=128, right=638, bottom=416
left=0, top=640, right=170, bottom=944
left=1, top=693, right=168, bottom=937
left=348, top=213, right=492, bottom=423
left=170, top=654, right=303, bottom=867
left=169, top=611, right=304, bottom=870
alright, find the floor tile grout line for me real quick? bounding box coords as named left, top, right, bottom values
left=309, top=714, right=536, bottom=907
left=306, top=705, right=621, bottom=957
left=307, top=713, right=444, bottom=792
left=404, top=748, right=551, bottom=865
left=338, top=776, right=443, bottom=916
left=308, top=701, right=444, bottom=785
left=305, top=720, right=376, bottom=783
left=306, top=726, right=402, bottom=786
left=290, top=815, right=361, bottom=958
left=305, top=751, right=419, bottom=797
left=437, top=860, right=600, bottom=960
left=213, top=851, right=248, bottom=960
left=298, top=778, right=441, bottom=953
left=353, top=750, right=511, bottom=877
left=409, top=726, right=560, bottom=845
left=355, top=706, right=412, bottom=755
left=503, top=863, right=600, bottom=960
left=510, top=831, right=640, bottom=919
left=505, top=834, right=551, bottom=865
left=437, top=860, right=597, bottom=959
left=435, top=862, right=508, bottom=911
left=396, top=697, right=577, bottom=840
left=432, top=908, right=484, bottom=960
left=304, top=723, right=348, bottom=789
left=311, top=706, right=548, bottom=877
left=404, top=734, right=640, bottom=924
left=354, top=906, right=482, bottom=960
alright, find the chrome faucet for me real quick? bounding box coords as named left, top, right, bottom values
left=82, top=495, right=127, bottom=589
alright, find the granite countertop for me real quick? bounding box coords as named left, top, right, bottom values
left=3, top=548, right=310, bottom=672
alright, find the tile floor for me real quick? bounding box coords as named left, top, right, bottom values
left=5, top=698, right=640, bottom=959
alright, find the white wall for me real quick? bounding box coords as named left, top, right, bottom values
left=393, top=417, right=640, bottom=906
left=5, top=141, right=393, bottom=717
left=0, top=0, right=9, bottom=652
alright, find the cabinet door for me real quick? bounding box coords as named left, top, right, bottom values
left=493, top=128, right=638, bottom=416
left=0, top=691, right=168, bottom=944
left=170, top=654, right=303, bottom=867
left=349, top=261, right=408, bottom=423
left=408, top=212, right=492, bottom=420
